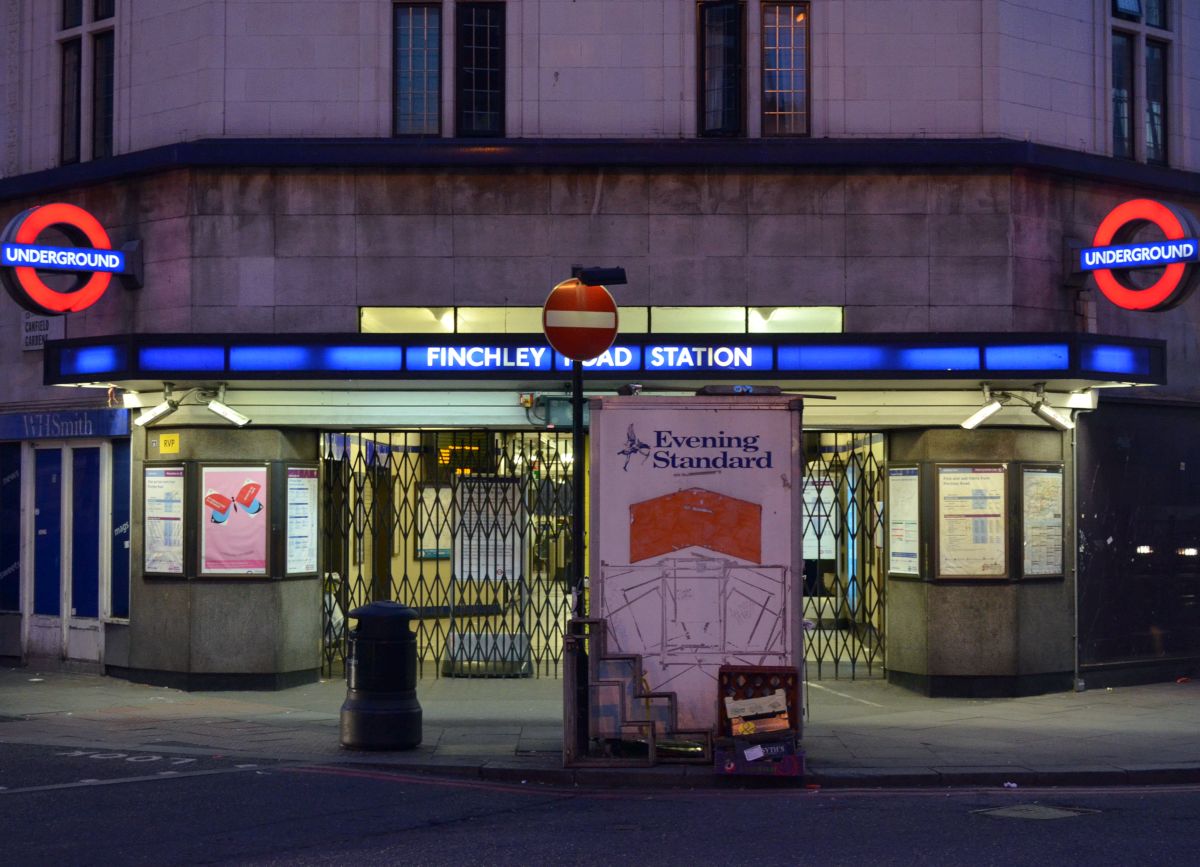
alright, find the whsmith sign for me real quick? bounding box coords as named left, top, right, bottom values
left=1080, top=199, right=1200, bottom=311
left=1, top=203, right=141, bottom=315
left=0, top=409, right=130, bottom=441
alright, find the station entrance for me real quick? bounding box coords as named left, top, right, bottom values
left=319, top=428, right=886, bottom=682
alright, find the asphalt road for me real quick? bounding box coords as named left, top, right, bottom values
left=1, top=743, right=1197, bottom=866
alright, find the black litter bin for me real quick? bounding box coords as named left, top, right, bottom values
left=340, top=601, right=422, bottom=750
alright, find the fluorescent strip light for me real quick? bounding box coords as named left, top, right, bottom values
left=133, top=400, right=177, bottom=427
left=207, top=398, right=250, bottom=427
left=960, top=400, right=1003, bottom=430
left=1033, top=402, right=1074, bottom=431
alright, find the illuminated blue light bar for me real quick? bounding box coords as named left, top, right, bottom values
left=139, top=346, right=225, bottom=371
left=406, top=344, right=555, bottom=372
left=1081, top=344, right=1151, bottom=376
left=1079, top=239, right=1198, bottom=271
left=61, top=345, right=122, bottom=376
left=1, top=243, right=126, bottom=273
left=553, top=346, right=642, bottom=371
left=778, top=346, right=887, bottom=371
left=984, top=344, right=1070, bottom=371
left=777, top=345, right=978, bottom=372
left=230, top=346, right=314, bottom=371
left=897, top=347, right=979, bottom=371
left=324, top=346, right=404, bottom=371
left=643, top=345, right=772, bottom=370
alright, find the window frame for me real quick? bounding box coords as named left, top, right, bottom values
left=760, top=1, right=811, bottom=137
left=1144, top=38, right=1168, bottom=165
left=392, top=2, right=443, bottom=136
left=697, top=0, right=746, bottom=138
left=455, top=2, right=506, bottom=138
left=91, top=28, right=115, bottom=160
left=1111, top=30, right=1136, bottom=161
left=60, top=37, right=82, bottom=165
left=1110, top=2, right=1174, bottom=165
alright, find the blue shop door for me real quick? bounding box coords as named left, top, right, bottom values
left=29, top=449, right=64, bottom=658
left=28, top=444, right=110, bottom=664
left=66, top=448, right=104, bottom=662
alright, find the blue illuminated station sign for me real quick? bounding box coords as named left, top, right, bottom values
left=44, top=333, right=1166, bottom=386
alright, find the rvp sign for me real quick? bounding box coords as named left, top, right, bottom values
left=1, top=202, right=140, bottom=315
left=1080, top=199, right=1200, bottom=311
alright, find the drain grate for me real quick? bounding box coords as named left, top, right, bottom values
left=974, top=804, right=1100, bottom=821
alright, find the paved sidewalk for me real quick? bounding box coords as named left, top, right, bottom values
left=1, top=666, right=1197, bottom=788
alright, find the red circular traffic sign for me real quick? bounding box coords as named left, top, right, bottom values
left=542, top=278, right=619, bottom=361
left=1091, top=199, right=1199, bottom=311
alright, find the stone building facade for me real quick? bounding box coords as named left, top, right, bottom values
left=1, top=1, right=1198, bottom=700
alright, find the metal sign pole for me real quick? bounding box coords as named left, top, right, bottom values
left=571, top=358, right=585, bottom=618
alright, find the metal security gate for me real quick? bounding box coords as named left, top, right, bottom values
left=802, top=432, right=886, bottom=679
left=321, top=430, right=574, bottom=678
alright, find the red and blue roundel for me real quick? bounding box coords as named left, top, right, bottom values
left=1, top=203, right=125, bottom=315
left=1080, top=199, right=1200, bottom=311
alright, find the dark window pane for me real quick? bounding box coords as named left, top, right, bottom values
left=1113, top=0, right=1142, bottom=19
left=700, top=1, right=743, bottom=136
left=456, top=3, right=504, bottom=137
left=1112, top=32, right=1134, bottom=159
left=762, top=2, right=809, bottom=136
left=93, top=0, right=115, bottom=20
left=394, top=4, right=441, bottom=135
left=1146, top=40, right=1167, bottom=164
left=1145, top=0, right=1167, bottom=29
left=62, top=0, right=82, bottom=29
left=92, top=30, right=115, bottom=159
left=60, top=38, right=82, bottom=165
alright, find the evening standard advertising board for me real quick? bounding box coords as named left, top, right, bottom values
left=589, top=396, right=803, bottom=731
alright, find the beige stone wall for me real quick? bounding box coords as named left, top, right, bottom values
left=4, top=1, right=1199, bottom=175
left=3, top=165, right=1199, bottom=410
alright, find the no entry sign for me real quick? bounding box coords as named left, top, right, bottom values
left=542, top=277, right=619, bottom=361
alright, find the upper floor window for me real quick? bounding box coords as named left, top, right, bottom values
left=1114, top=0, right=1168, bottom=29
left=456, top=3, right=505, bottom=137
left=699, top=1, right=744, bottom=136
left=1112, top=32, right=1135, bottom=160
left=393, top=3, right=441, bottom=135
left=1111, top=2, right=1172, bottom=165
left=761, top=2, right=810, bottom=136
left=58, top=0, right=115, bottom=165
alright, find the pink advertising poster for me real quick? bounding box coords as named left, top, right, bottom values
left=200, top=466, right=269, bottom=575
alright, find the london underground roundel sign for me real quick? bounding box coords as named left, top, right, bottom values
left=542, top=277, right=619, bottom=362
left=1, top=203, right=124, bottom=315
left=1079, top=199, right=1200, bottom=311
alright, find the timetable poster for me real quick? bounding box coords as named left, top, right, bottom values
left=144, top=467, right=185, bottom=574
left=887, top=467, right=920, bottom=574
left=200, top=466, right=268, bottom=575
left=937, top=466, right=1006, bottom=577
left=286, top=467, right=319, bottom=574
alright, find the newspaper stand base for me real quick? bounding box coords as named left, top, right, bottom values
left=714, top=664, right=805, bottom=778
left=714, top=735, right=805, bottom=777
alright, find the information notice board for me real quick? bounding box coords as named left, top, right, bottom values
left=937, top=465, right=1007, bottom=578
left=144, top=466, right=185, bottom=574
left=286, top=467, right=318, bottom=574
left=887, top=467, right=920, bottom=575
left=1022, top=465, right=1063, bottom=576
